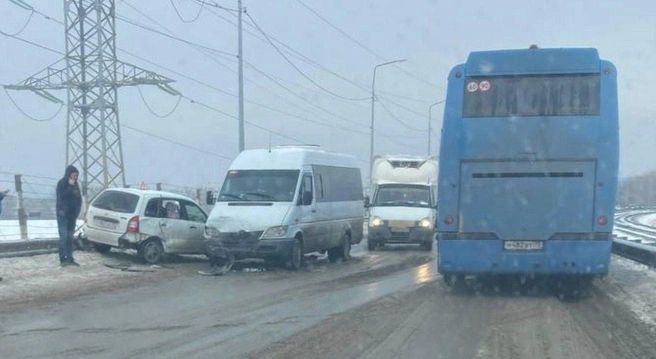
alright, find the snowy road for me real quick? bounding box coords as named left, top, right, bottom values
left=2, top=241, right=656, bottom=358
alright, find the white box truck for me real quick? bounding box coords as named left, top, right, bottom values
left=204, top=146, right=364, bottom=269
left=366, top=156, right=437, bottom=251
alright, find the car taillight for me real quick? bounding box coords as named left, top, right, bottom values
left=127, top=216, right=140, bottom=233
left=444, top=216, right=454, bottom=225
left=597, top=216, right=608, bottom=226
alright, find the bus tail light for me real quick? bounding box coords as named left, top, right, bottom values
left=597, top=216, right=608, bottom=226
left=444, top=216, right=454, bottom=225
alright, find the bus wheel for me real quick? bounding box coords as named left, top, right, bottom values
left=421, top=239, right=433, bottom=251
left=444, top=274, right=467, bottom=292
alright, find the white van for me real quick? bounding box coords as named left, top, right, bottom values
left=366, top=156, right=438, bottom=251
left=204, top=146, right=364, bottom=269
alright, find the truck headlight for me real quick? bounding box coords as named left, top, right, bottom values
left=370, top=216, right=384, bottom=227
left=204, top=226, right=221, bottom=238
left=262, top=225, right=289, bottom=239
left=418, top=218, right=432, bottom=229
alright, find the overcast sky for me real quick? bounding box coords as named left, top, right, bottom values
left=1, top=0, right=655, bottom=191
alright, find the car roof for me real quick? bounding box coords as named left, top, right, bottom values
left=100, top=188, right=195, bottom=201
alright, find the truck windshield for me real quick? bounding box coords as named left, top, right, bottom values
left=218, top=170, right=300, bottom=202
left=374, top=185, right=432, bottom=208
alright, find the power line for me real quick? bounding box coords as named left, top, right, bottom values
left=3, top=18, right=411, bottom=151
left=119, top=2, right=351, bottom=128
left=169, top=0, right=205, bottom=23
left=119, top=48, right=357, bottom=134
left=382, top=96, right=428, bottom=118
left=3, top=87, right=64, bottom=122
left=377, top=100, right=424, bottom=132
left=136, top=86, right=183, bottom=118
left=115, top=14, right=236, bottom=59
left=245, top=11, right=370, bottom=102
left=118, top=2, right=372, bottom=132
left=192, top=0, right=240, bottom=12
left=122, top=124, right=234, bottom=161
left=0, top=8, right=34, bottom=37
left=31, top=7, right=64, bottom=25
left=119, top=2, right=418, bottom=139
left=1, top=33, right=63, bottom=54
left=243, top=59, right=370, bottom=129
left=246, top=121, right=304, bottom=144
left=206, top=6, right=430, bottom=104
left=293, top=0, right=441, bottom=91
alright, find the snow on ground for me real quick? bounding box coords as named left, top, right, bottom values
left=637, top=212, right=656, bottom=227
left=604, top=255, right=656, bottom=330
left=0, top=220, right=83, bottom=242
left=0, top=250, right=204, bottom=313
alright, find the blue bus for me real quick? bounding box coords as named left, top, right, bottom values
left=436, top=47, right=619, bottom=287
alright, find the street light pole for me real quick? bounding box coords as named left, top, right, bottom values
left=370, top=59, right=406, bottom=176
left=237, top=0, right=245, bottom=152
left=428, top=100, right=444, bottom=156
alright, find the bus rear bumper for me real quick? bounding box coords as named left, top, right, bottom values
left=437, top=239, right=612, bottom=275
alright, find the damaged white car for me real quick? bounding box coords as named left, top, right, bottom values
left=83, top=188, right=208, bottom=263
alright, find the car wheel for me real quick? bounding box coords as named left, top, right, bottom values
left=285, top=239, right=303, bottom=270
left=93, top=243, right=111, bottom=254
left=139, top=239, right=164, bottom=264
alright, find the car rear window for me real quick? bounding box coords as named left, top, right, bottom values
left=92, top=191, right=140, bottom=214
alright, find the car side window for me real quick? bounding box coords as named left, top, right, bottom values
left=144, top=198, right=161, bottom=218
left=161, top=199, right=182, bottom=220
left=183, top=202, right=207, bottom=223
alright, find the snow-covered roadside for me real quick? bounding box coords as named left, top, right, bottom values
left=602, top=255, right=656, bottom=331
left=0, top=251, right=204, bottom=313
left=0, top=220, right=84, bottom=242
left=636, top=212, right=656, bottom=227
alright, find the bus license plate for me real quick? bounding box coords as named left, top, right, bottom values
left=504, top=241, right=543, bottom=251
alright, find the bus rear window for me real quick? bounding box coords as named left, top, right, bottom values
left=463, top=74, right=600, bottom=117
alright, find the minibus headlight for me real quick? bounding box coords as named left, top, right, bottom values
left=262, top=226, right=289, bottom=239
left=370, top=216, right=384, bottom=227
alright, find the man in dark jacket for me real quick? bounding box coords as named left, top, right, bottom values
left=56, top=165, right=82, bottom=267
left=0, top=189, right=8, bottom=216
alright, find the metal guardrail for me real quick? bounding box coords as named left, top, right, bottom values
left=612, top=210, right=656, bottom=267
left=612, top=237, right=656, bottom=267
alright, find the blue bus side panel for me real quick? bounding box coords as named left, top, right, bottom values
left=438, top=239, right=612, bottom=275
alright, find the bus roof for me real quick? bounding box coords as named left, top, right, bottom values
left=465, top=47, right=601, bottom=76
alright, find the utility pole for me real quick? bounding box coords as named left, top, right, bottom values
left=4, top=0, right=176, bottom=207
left=237, top=0, right=245, bottom=152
